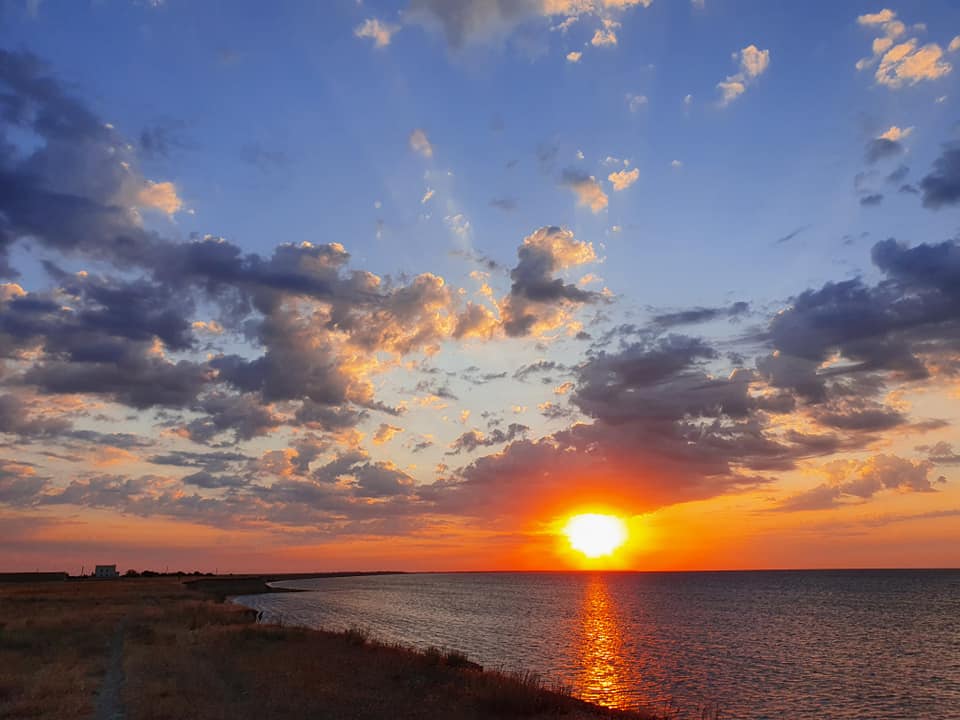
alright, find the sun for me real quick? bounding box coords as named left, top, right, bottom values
left=563, top=513, right=628, bottom=558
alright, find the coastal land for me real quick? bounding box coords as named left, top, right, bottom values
left=0, top=575, right=656, bottom=720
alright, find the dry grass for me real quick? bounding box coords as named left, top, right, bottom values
left=0, top=578, right=191, bottom=719
left=1, top=577, right=657, bottom=720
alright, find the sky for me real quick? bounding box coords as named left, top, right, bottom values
left=1, top=0, right=959, bottom=573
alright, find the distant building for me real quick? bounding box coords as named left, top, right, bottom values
left=94, top=564, right=119, bottom=579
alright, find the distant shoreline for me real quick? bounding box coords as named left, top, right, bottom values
left=183, top=571, right=404, bottom=601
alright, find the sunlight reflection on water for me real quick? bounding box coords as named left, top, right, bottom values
left=574, top=574, right=634, bottom=709
left=235, top=570, right=960, bottom=719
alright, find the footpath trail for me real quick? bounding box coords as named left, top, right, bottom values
left=94, top=621, right=126, bottom=720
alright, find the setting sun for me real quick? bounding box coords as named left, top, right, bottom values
left=563, top=514, right=628, bottom=558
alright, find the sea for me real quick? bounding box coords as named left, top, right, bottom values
left=234, top=570, right=960, bottom=719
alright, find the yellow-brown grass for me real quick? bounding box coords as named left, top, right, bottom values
left=1, top=577, right=657, bottom=720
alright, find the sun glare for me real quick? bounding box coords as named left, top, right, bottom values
left=563, top=514, right=628, bottom=558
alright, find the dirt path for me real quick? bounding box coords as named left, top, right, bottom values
left=95, top=621, right=125, bottom=720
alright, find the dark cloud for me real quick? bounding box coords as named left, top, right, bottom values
left=182, top=470, right=249, bottom=489
left=0, top=460, right=46, bottom=504
left=148, top=450, right=252, bottom=472
left=184, top=393, right=281, bottom=444
left=650, top=302, right=749, bottom=328
left=757, top=238, right=960, bottom=402
left=864, top=138, right=903, bottom=164
left=859, top=193, right=883, bottom=206
left=460, top=366, right=508, bottom=385
left=916, top=442, right=960, bottom=465
left=513, top=360, right=568, bottom=381
left=447, top=423, right=529, bottom=454
left=501, top=226, right=600, bottom=337
left=0, top=394, right=71, bottom=436
left=490, top=197, right=518, bottom=211
left=886, top=164, right=909, bottom=184
left=414, top=379, right=458, bottom=400
left=774, top=226, right=809, bottom=245
left=919, top=144, right=960, bottom=209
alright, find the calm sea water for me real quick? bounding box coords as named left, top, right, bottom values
left=235, top=571, right=960, bottom=719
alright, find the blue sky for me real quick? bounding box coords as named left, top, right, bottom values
left=1, top=0, right=959, bottom=571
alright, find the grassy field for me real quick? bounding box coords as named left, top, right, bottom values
left=0, top=577, right=658, bottom=720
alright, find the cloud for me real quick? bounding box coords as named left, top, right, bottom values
left=625, top=93, right=647, bottom=112
left=717, top=45, right=770, bottom=105
left=373, top=423, right=403, bottom=444
left=136, top=180, right=183, bottom=215
left=878, top=125, right=913, bottom=142
left=857, top=9, right=896, bottom=27
left=877, top=41, right=951, bottom=87
left=650, top=302, right=749, bottom=328
left=777, top=455, right=944, bottom=511
left=421, top=188, right=435, bottom=204
left=409, top=128, right=434, bottom=158
left=407, top=0, right=652, bottom=49
left=859, top=193, right=884, bottom=206
left=560, top=168, right=608, bottom=212
left=591, top=19, right=619, bottom=46
left=0, top=460, right=47, bottom=504
left=950, top=36, right=960, bottom=53
left=919, top=144, right=960, bottom=208
left=757, top=237, right=960, bottom=403
left=774, top=226, right=810, bottom=245
left=354, top=18, right=400, bottom=48
left=566, top=51, right=582, bottom=63
left=607, top=167, right=639, bottom=191
left=447, top=423, right=529, bottom=454
left=500, top=225, right=601, bottom=337
left=917, top=442, right=960, bottom=464
left=856, top=10, right=952, bottom=88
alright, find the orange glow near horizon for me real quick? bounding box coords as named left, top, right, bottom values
left=563, top=513, right=629, bottom=559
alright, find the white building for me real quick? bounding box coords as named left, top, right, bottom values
left=94, top=564, right=119, bottom=579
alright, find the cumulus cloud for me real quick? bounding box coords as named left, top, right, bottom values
left=500, top=225, right=601, bottom=337
left=136, top=180, right=183, bottom=215
left=856, top=9, right=952, bottom=88
left=625, top=93, right=647, bottom=112
left=409, top=128, right=434, bottom=158
left=354, top=17, right=400, bottom=48
left=591, top=18, right=620, bottom=46
left=717, top=45, right=770, bottom=105
left=608, top=167, right=639, bottom=191
left=560, top=168, right=609, bottom=212
left=566, top=51, right=582, bottom=62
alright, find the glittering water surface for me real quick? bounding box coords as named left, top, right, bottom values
left=235, top=571, right=960, bottom=719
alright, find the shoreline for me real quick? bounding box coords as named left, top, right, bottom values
left=183, top=571, right=404, bottom=601
left=1, top=576, right=656, bottom=720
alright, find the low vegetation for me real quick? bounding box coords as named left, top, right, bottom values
left=0, top=576, right=657, bottom=720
